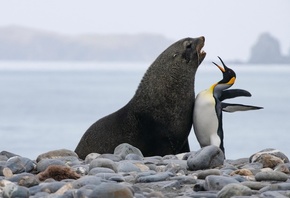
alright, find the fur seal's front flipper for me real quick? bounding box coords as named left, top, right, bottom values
left=220, top=89, right=252, bottom=101
left=222, top=103, right=263, bottom=112
left=75, top=37, right=206, bottom=159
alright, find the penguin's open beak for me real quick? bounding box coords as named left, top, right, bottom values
left=212, top=62, right=225, bottom=72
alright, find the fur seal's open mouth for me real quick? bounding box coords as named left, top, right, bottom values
left=196, top=36, right=206, bottom=64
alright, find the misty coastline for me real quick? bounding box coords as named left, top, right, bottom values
left=0, top=26, right=289, bottom=64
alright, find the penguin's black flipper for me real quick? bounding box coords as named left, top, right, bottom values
left=222, top=102, right=263, bottom=113
left=220, top=89, right=252, bottom=101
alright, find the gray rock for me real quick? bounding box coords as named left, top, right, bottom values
left=95, top=173, right=124, bottom=182
left=36, top=159, right=66, bottom=172
left=187, top=145, right=224, bottom=171
left=217, top=183, right=252, bottom=198
left=85, top=153, right=101, bottom=164
left=114, top=143, right=144, bottom=160
left=0, top=166, right=12, bottom=177
left=72, top=175, right=102, bottom=189
left=40, top=181, right=66, bottom=193
left=72, top=164, right=89, bottom=176
left=259, top=183, right=290, bottom=193
left=134, top=180, right=181, bottom=191
left=250, top=148, right=289, bottom=163
left=255, top=170, right=289, bottom=182
left=197, top=169, right=221, bottom=179
left=204, top=175, right=239, bottom=191
left=125, top=153, right=143, bottom=161
left=89, top=167, right=115, bottom=175
left=260, top=191, right=289, bottom=198
left=2, top=183, right=30, bottom=198
left=224, top=158, right=249, bottom=168
left=98, top=154, right=123, bottom=162
left=89, top=158, right=118, bottom=172
left=117, top=161, right=141, bottom=173
left=0, top=151, right=19, bottom=159
left=36, top=149, right=78, bottom=162
left=169, top=175, right=197, bottom=184
left=8, top=172, right=36, bottom=183
left=6, top=156, right=35, bottom=174
left=0, top=155, right=9, bottom=161
left=241, top=162, right=263, bottom=170
left=136, top=172, right=173, bottom=183
left=89, top=183, right=134, bottom=198
left=241, top=181, right=269, bottom=190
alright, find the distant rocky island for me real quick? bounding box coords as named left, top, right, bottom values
left=0, top=26, right=289, bottom=64
left=248, top=33, right=290, bottom=64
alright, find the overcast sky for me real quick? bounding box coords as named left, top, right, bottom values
left=0, top=0, right=289, bottom=62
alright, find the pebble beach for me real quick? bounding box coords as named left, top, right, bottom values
left=1, top=143, right=290, bottom=198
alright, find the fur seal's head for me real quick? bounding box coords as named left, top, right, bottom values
left=163, top=36, right=206, bottom=67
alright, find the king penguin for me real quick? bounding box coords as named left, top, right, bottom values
left=193, top=56, right=263, bottom=154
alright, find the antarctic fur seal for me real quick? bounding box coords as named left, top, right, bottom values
left=75, top=37, right=206, bottom=159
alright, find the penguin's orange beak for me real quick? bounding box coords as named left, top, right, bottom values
left=212, top=62, right=225, bottom=72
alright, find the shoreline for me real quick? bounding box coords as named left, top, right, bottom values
left=1, top=144, right=290, bottom=197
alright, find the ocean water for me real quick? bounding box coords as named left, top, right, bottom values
left=0, top=61, right=289, bottom=160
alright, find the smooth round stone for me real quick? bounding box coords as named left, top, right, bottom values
left=187, top=145, right=225, bottom=171
left=162, top=155, right=178, bottom=160
left=259, top=183, right=290, bottom=193
left=255, top=170, right=289, bottom=182
left=36, top=159, right=66, bottom=172
left=241, top=181, right=269, bottom=190
left=117, top=161, right=141, bottom=173
left=89, top=183, right=134, bottom=198
left=251, top=153, right=284, bottom=168
left=95, top=173, right=124, bottom=182
left=134, top=162, right=150, bottom=172
left=36, top=149, right=78, bottom=162
left=250, top=148, right=289, bottom=163
left=125, top=153, right=143, bottom=161
left=224, top=158, right=249, bottom=167
left=98, top=154, right=122, bottom=162
left=163, top=161, right=188, bottom=175
left=89, top=167, right=116, bottom=175
left=0, top=166, right=13, bottom=177
left=241, top=162, right=263, bottom=170
left=18, top=174, right=40, bottom=187
left=89, top=158, right=118, bottom=172
left=2, top=183, right=29, bottom=198
left=72, top=175, right=102, bottom=189
left=57, top=156, right=81, bottom=166
left=114, top=143, right=144, bottom=160
left=8, top=172, right=34, bottom=182
left=197, top=169, right=221, bottom=179
left=0, top=151, right=19, bottom=159
left=40, top=181, right=66, bottom=193
left=217, top=183, right=252, bottom=198
left=169, top=175, right=197, bottom=184
left=85, top=153, right=101, bottom=164
left=72, top=164, right=89, bottom=176
left=274, top=163, right=290, bottom=174
left=136, top=172, right=173, bottom=183
left=230, top=168, right=253, bottom=177
left=0, top=155, right=9, bottom=161
left=6, top=156, right=35, bottom=174
left=204, top=175, right=239, bottom=191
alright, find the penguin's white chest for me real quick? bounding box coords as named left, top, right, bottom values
left=193, top=91, right=220, bottom=147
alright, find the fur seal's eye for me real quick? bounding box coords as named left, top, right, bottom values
left=173, top=53, right=179, bottom=58
left=183, top=41, right=192, bottom=49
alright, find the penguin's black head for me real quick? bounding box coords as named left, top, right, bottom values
left=212, top=56, right=236, bottom=86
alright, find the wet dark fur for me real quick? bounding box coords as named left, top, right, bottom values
left=75, top=37, right=206, bottom=159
